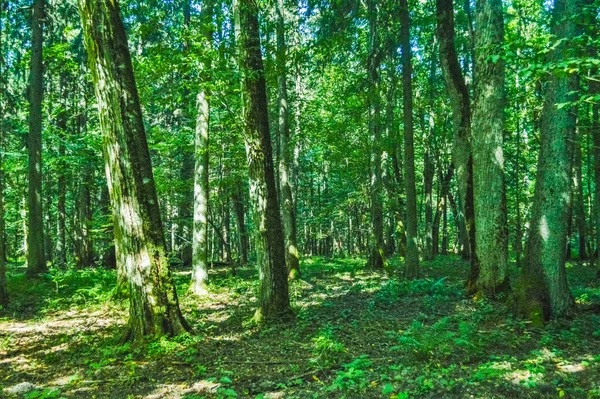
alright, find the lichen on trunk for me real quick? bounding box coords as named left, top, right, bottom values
left=77, top=0, right=190, bottom=341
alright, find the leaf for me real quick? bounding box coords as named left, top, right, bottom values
left=382, top=383, right=395, bottom=395
left=219, top=376, right=233, bottom=384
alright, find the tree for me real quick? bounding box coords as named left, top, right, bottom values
left=518, top=0, right=579, bottom=320
left=236, top=0, right=291, bottom=321
left=77, top=0, right=190, bottom=341
left=471, top=0, right=509, bottom=295
left=0, top=0, right=6, bottom=306
left=26, top=0, right=46, bottom=277
left=400, top=0, right=419, bottom=278
left=276, top=0, right=301, bottom=278
left=190, top=0, right=213, bottom=296
left=436, top=0, right=477, bottom=274
left=366, top=0, right=384, bottom=269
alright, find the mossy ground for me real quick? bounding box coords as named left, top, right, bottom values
left=1, top=256, right=599, bottom=398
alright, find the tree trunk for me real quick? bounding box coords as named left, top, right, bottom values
left=177, top=0, right=194, bottom=252
left=55, top=75, right=68, bottom=268
left=471, top=0, right=509, bottom=295
left=423, top=52, right=436, bottom=261
left=400, top=0, right=419, bottom=278
left=436, top=0, right=477, bottom=276
left=276, top=0, right=300, bottom=278
left=190, top=89, right=211, bottom=295
left=26, top=0, right=46, bottom=276
left=519, top=0, right=579, bottom=320
left=77, top=0, right=190, bottom=341
left=573, top=132, right=587, bottom=260
left=0, top=31, right=6, bottom=302
left=236, top=0, right=290, bottom=322
left=366, top=0, right=384, bottom=269
left=75, top=106, right=95, bottom=269
left=592, top=79, right=600, bottom=275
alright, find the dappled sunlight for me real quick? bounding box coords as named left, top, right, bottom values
left=1, top=257, right=599, bottom=398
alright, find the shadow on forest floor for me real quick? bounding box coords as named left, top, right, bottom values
left=1, top=256, right=600, bottom=398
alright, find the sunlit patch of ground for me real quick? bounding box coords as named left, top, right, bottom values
left=0, top=257, right=599, bottom=398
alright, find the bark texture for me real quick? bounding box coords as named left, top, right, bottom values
left=190, top=2, right=213, bottom=295
left=519, top=0, right=579, bottom=320
left=77, top=0, right=190, bottom=341
left=276, top=0, right=300, bottom=278
left=436, top=0, right=475, bottom=270
left=400, top=0, right=419, bottom=278
left=26, top=0, right=46, bottom=276
left=471, top=0, right=509, bottom=295
left=237, top=0, right=291, bottom=321
left=366, top=0, right=385, bottom=269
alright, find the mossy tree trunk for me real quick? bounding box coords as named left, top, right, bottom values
left=573, top=136, right=587, bottom=260
left=519, top=0, right=579, bottom=320
left=471, top=0, right=509, bottom=295
left=436, top=0, right=477, bottom=277
left=190, top=1, right=213, bottom=296
left=400, top=0, right=419, bottom=278
left=77, top=0, right=190, bottom=341
left=26, top=0, right=46, bottom=277
left=276, top=0, right=300, bottom=279
left=237, top=0, right=291, bottom=321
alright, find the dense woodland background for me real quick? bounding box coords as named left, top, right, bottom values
left=0, top=0, right=600, bottom=398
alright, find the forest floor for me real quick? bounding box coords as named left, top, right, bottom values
left=1, top=256, right=599, bottom=399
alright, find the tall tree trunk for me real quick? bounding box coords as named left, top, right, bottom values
left=519, top=0, right=579, bottom=320
left=573, top=129, right=587, bottom=260
left=26, top=0, right=46, bottom=276
left=77, top=0, right=190, bottom=341
left=385, top=62, right=405, bottom=256
left=400, top=0, right=419, bottom=278
left=592, top=80, right=600, bottom=275
left=423, top=51, right=436, bottom=261
left=436, top=0, right=477, bottom=278
left=190, top=85, right=211, bottom=295
left=55, top=75, right=68, bottom=268
left=366, top=0, right=384, bottom=269
left=177, top=0, right=194, bottom=252
left=471, top=0, right=509, bottom=295
left=276, top=0, right=300, bottom=278
left=0, top=151, right=5, bottom=306
left=75, top=104, right=95, bottom=269
left=236, top=0, right=290, bottom=322
left=0, top=33, right=8, bottom=306
left=0, top=7, right=6, bottom=303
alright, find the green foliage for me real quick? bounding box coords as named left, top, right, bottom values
left=327, top=355, right=373, bottom=394
left=310, top=324, right=347, bottom=366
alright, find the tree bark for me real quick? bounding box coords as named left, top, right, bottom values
left=519, top=0, right=579, bottom=320
left=26, top=0, right=46, bottom=276
left=573, top=134, right=587, bottom=259
left=471, top=0, right=509, bottom=295
left=436, top=0, right=478, bottom=285
left=236, top=0, right=291, bottom=322
left=366, top=0, right=385, bottom=269
left=190, top=87, right=211, bottom=295
left=400, top=0, right=419, bottom=278
left=55, top=75, right=68, bottom=268
left=77, top=0, right=190, bottom=341
left=276, top=0, right=300, bottom=278
left=0, top=0, right=8, bottom=305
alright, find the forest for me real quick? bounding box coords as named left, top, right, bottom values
left=0, top=0, right=600, bottom=397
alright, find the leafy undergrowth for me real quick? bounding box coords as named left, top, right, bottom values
left=1, top=256, right=599, bottom=398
